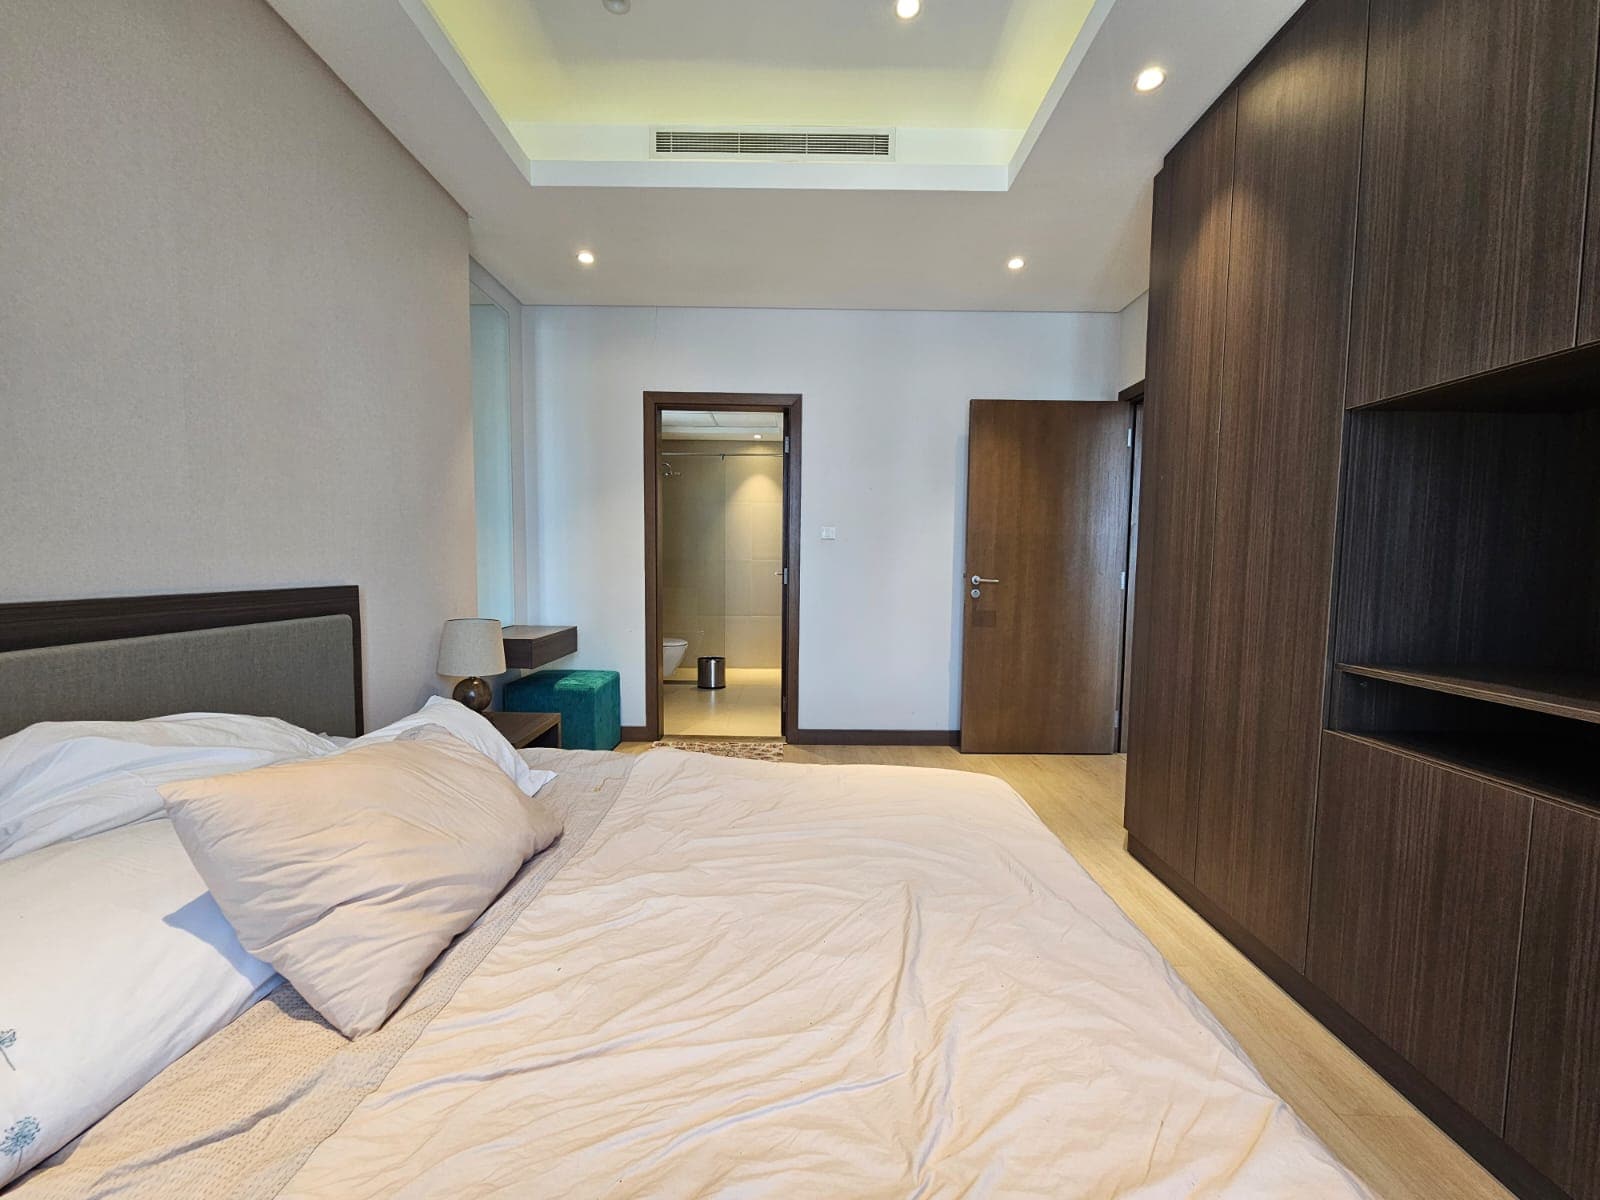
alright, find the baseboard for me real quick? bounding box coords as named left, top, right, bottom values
left=1126, top=836, right=1567, bottom=1200
left=788, top=728, right=960, bottom=746
left=620, top=725, right=650, bottom=743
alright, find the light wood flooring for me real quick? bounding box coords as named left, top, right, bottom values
left=616, top=741, right=1512, bottom=1200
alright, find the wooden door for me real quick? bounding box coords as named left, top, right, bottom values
left=1191, top=0, right=1367, bottom=971
left=959, top=399, right=1132, bottom=754
left=1308, top=734, right=1532, bottom=1132
left=1122, top=93, right=1236, bottom=875
left=1348, top=0, right=1599, bottom=406
left=1506, top=801, right=1600, bottom=1200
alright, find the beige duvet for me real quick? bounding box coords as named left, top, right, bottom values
left=18, top=748, right=1369, bottom=1199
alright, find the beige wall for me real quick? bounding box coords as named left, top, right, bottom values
left=0, top=0, right=474, bottom=726
left=660, top=443, right=783, bottom=670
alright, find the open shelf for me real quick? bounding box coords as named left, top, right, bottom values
left=1331, top=670, right=1600, bottom=814
left=1349, top=339, right=1600, bottom=412
left=1335, top=729, right=1600, bottom=813
left=1337, top=663, right=1600, bottom=725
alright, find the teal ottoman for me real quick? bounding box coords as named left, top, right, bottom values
left=503, top=669, right=621, bottom=751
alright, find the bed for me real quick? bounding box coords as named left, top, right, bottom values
left=0, top=589, right=1369, bottom=1198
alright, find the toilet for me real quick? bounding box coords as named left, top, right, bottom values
left=662, top=637, right=689, bottom=677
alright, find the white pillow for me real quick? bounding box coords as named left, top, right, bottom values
left=161, top=728, right=561, bottom=1038
left=0, top=820, right=280, bottom=1187
left=0, top=713, right=337, bottom=862
left=355, top=697, right=554, bottom=797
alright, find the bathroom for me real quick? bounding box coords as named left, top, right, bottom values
left=658, top=409, right=786, bottom=737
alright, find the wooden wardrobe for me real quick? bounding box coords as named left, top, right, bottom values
left=1124, top=0, right=1600, bottom=1197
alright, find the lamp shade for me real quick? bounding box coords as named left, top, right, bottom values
left=437, top=618, right=506, bottom=677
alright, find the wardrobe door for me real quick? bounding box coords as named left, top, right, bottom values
left=1308, top=734, right=1532, bottom=1131
left=1583, top=100, right=1600, bottom=344
left=1507, top=802, right=1600, bottom=1200
left=1191, top=0, right=1367, bottom=971
left=1348, top=0, right=1600, bottom=406
left=1122, top=94, right=1236, bottom=878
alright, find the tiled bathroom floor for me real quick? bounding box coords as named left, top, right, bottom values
left=662, top=667, right=781, bottom=737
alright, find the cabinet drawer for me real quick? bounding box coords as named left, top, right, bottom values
left=1307, top=732, right=1532, bottom=1130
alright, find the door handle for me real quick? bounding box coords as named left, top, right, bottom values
left=971, top=575, right=1000, bottom=586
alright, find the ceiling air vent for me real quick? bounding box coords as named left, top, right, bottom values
left=652, top=128, right=895, bottom=161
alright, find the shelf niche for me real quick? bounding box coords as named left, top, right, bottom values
left=1330, top=674, right=1600, bottom=812
left=1329, top=404, right=1600, bottom=812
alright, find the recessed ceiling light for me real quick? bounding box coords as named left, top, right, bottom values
left=602, top=0, right=630, bottom=13
left=753, top=434, right=763, bottom=439
left=896, top=0, right=921, bottom=19
left=1007, top=256, right=1026, bottom=271
left=576, top=250, right=596, bottom=266
left=1135, top=66, right=1167, bottom=93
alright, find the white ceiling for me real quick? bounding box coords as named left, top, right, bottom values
left=661, top=410, right=785, bottom=441
left=267, top=0, right=1301, bottom=312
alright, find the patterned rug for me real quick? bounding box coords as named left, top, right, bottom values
left=652, top=738, right=786, bottom=762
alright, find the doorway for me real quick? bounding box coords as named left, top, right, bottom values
left=959, top=398, right=1136, bottom=754
left=644, top=393, right=801, bottom=741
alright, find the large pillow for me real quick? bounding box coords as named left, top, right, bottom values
left=0, top=820, right=280, bottom=1187
left=355, top=696, right=554, bottom=797
left=161, top=728, right=562, bottom=1038
left=0, top=713, right=337, bottom=862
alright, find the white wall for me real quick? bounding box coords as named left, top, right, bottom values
left=528, top=306, right=1121, bottom=730
left=1118, top=291, right=1150, bottom=389
left=470, top=261, right=531, bottom=627
left=1, top=0, right=474, bottom=726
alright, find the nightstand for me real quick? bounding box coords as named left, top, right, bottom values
left=485, top=710, right=562, bottom=750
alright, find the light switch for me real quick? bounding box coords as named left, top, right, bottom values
left=820, top=526, right=837, bottom=540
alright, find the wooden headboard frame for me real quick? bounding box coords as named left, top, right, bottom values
left=0, top=586, right=364, bottom=731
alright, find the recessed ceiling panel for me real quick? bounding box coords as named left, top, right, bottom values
left=268, top=0, right=1304, bottom=310
left=427, top=0, right=1097, bottom=131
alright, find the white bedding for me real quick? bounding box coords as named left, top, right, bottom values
left=279, top=749, right=1368, bottom=1199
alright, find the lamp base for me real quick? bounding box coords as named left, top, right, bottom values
left=451, top=676, right=493, bottom=713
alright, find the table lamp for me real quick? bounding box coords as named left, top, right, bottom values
left=437, top=618, right=506, bottom=713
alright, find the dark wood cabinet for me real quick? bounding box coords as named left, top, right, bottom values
left=1507, top=802, right=1600, bottom=1200
left=1190, top=0, right=1366, bottom=971
left=1307, top=734, right=1532, bottom=1131
left=1122, top=93, right=1235, bottom=879
left=1127, top=0, right=1600, bottom=1193
left=1583, top=105, right=1600, bottom=344
left=1346, top=0, right=1599, bottom=406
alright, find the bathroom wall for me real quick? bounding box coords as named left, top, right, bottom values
left=723, top=451, right=784, bottom=667
left=659, top=441, right=783, bottom=672
left=660, top=445, right=726, bottom=670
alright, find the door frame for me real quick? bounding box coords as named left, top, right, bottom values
left=1116, top=380, right=1145, bottom=752
left=643, top=391, right=802, bottom=741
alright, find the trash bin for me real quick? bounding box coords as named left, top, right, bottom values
left=697, top=655, right=726, bottom=690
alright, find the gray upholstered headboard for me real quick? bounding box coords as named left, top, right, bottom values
left=0, top=587, right=363, bottom=739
